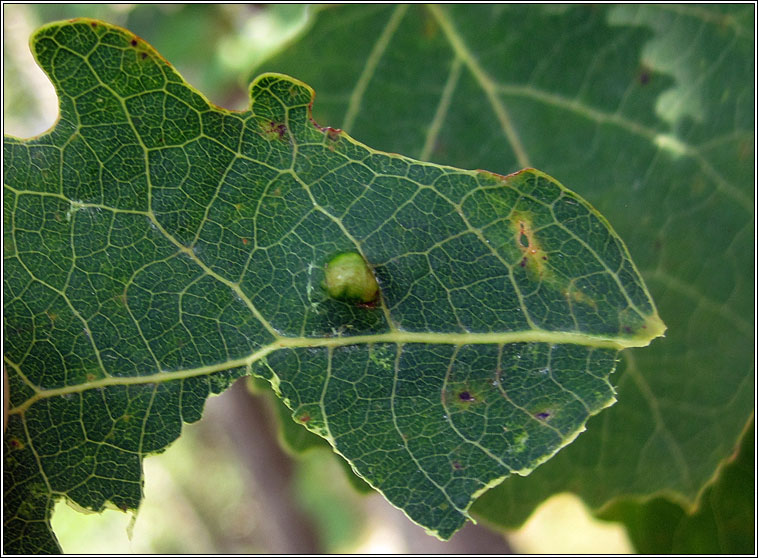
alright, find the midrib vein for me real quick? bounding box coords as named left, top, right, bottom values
left=427, top=4, right=530, bottom=167
left=8, top=328, right=654, bottom=414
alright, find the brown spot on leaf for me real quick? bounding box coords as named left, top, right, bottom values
left=270, top=122, right=287, bottom=138
left=356, top=298, right=379, bottom=309
left=519, top=225, right=530, bottom=248
left=261, top=121, right=288, bottom=141
left=325, top=128, right=342, bottom=151
left=512, top=214, right=549, bottom=278
left=458, top=391, right=474, bottom=402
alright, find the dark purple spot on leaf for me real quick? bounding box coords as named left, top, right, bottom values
left=459, top=391, right=474, bottom=402
left=267, top=121, right=287, bottom=139
left=130, top=39, right=138, bottom=47
left=535, top=411, right=550, bottom=420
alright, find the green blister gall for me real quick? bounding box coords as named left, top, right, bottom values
left=323, top=252, right=379, bottom=303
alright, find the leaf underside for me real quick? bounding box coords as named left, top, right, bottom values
left=3, top=18, right=663, bottom=552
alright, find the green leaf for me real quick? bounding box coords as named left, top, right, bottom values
left=255, top=3, right=754, bottom=532
left=247, top=376, right=374, bottom=494
left=598, top=418, right=754, bottom=554
left=3, top=17, right=665, bottom=552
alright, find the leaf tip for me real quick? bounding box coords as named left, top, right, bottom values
left=643, top=312, right=667, bottom=342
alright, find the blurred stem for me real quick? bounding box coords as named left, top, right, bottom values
left=220, top=380, right=322, bottom=553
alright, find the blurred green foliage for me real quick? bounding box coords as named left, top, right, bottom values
left=3, top=3, right=309, bottom=136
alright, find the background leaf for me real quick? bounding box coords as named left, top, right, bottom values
left=254, top=1, right=755, bottom=533
left=3, top=15, right=663, bottom=551
left=598, top=418, right=754, bottom=554
left=3, top=3, right=311, bottom=137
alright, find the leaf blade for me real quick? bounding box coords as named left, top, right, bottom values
left=4, top=16, right=664, bottom=551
